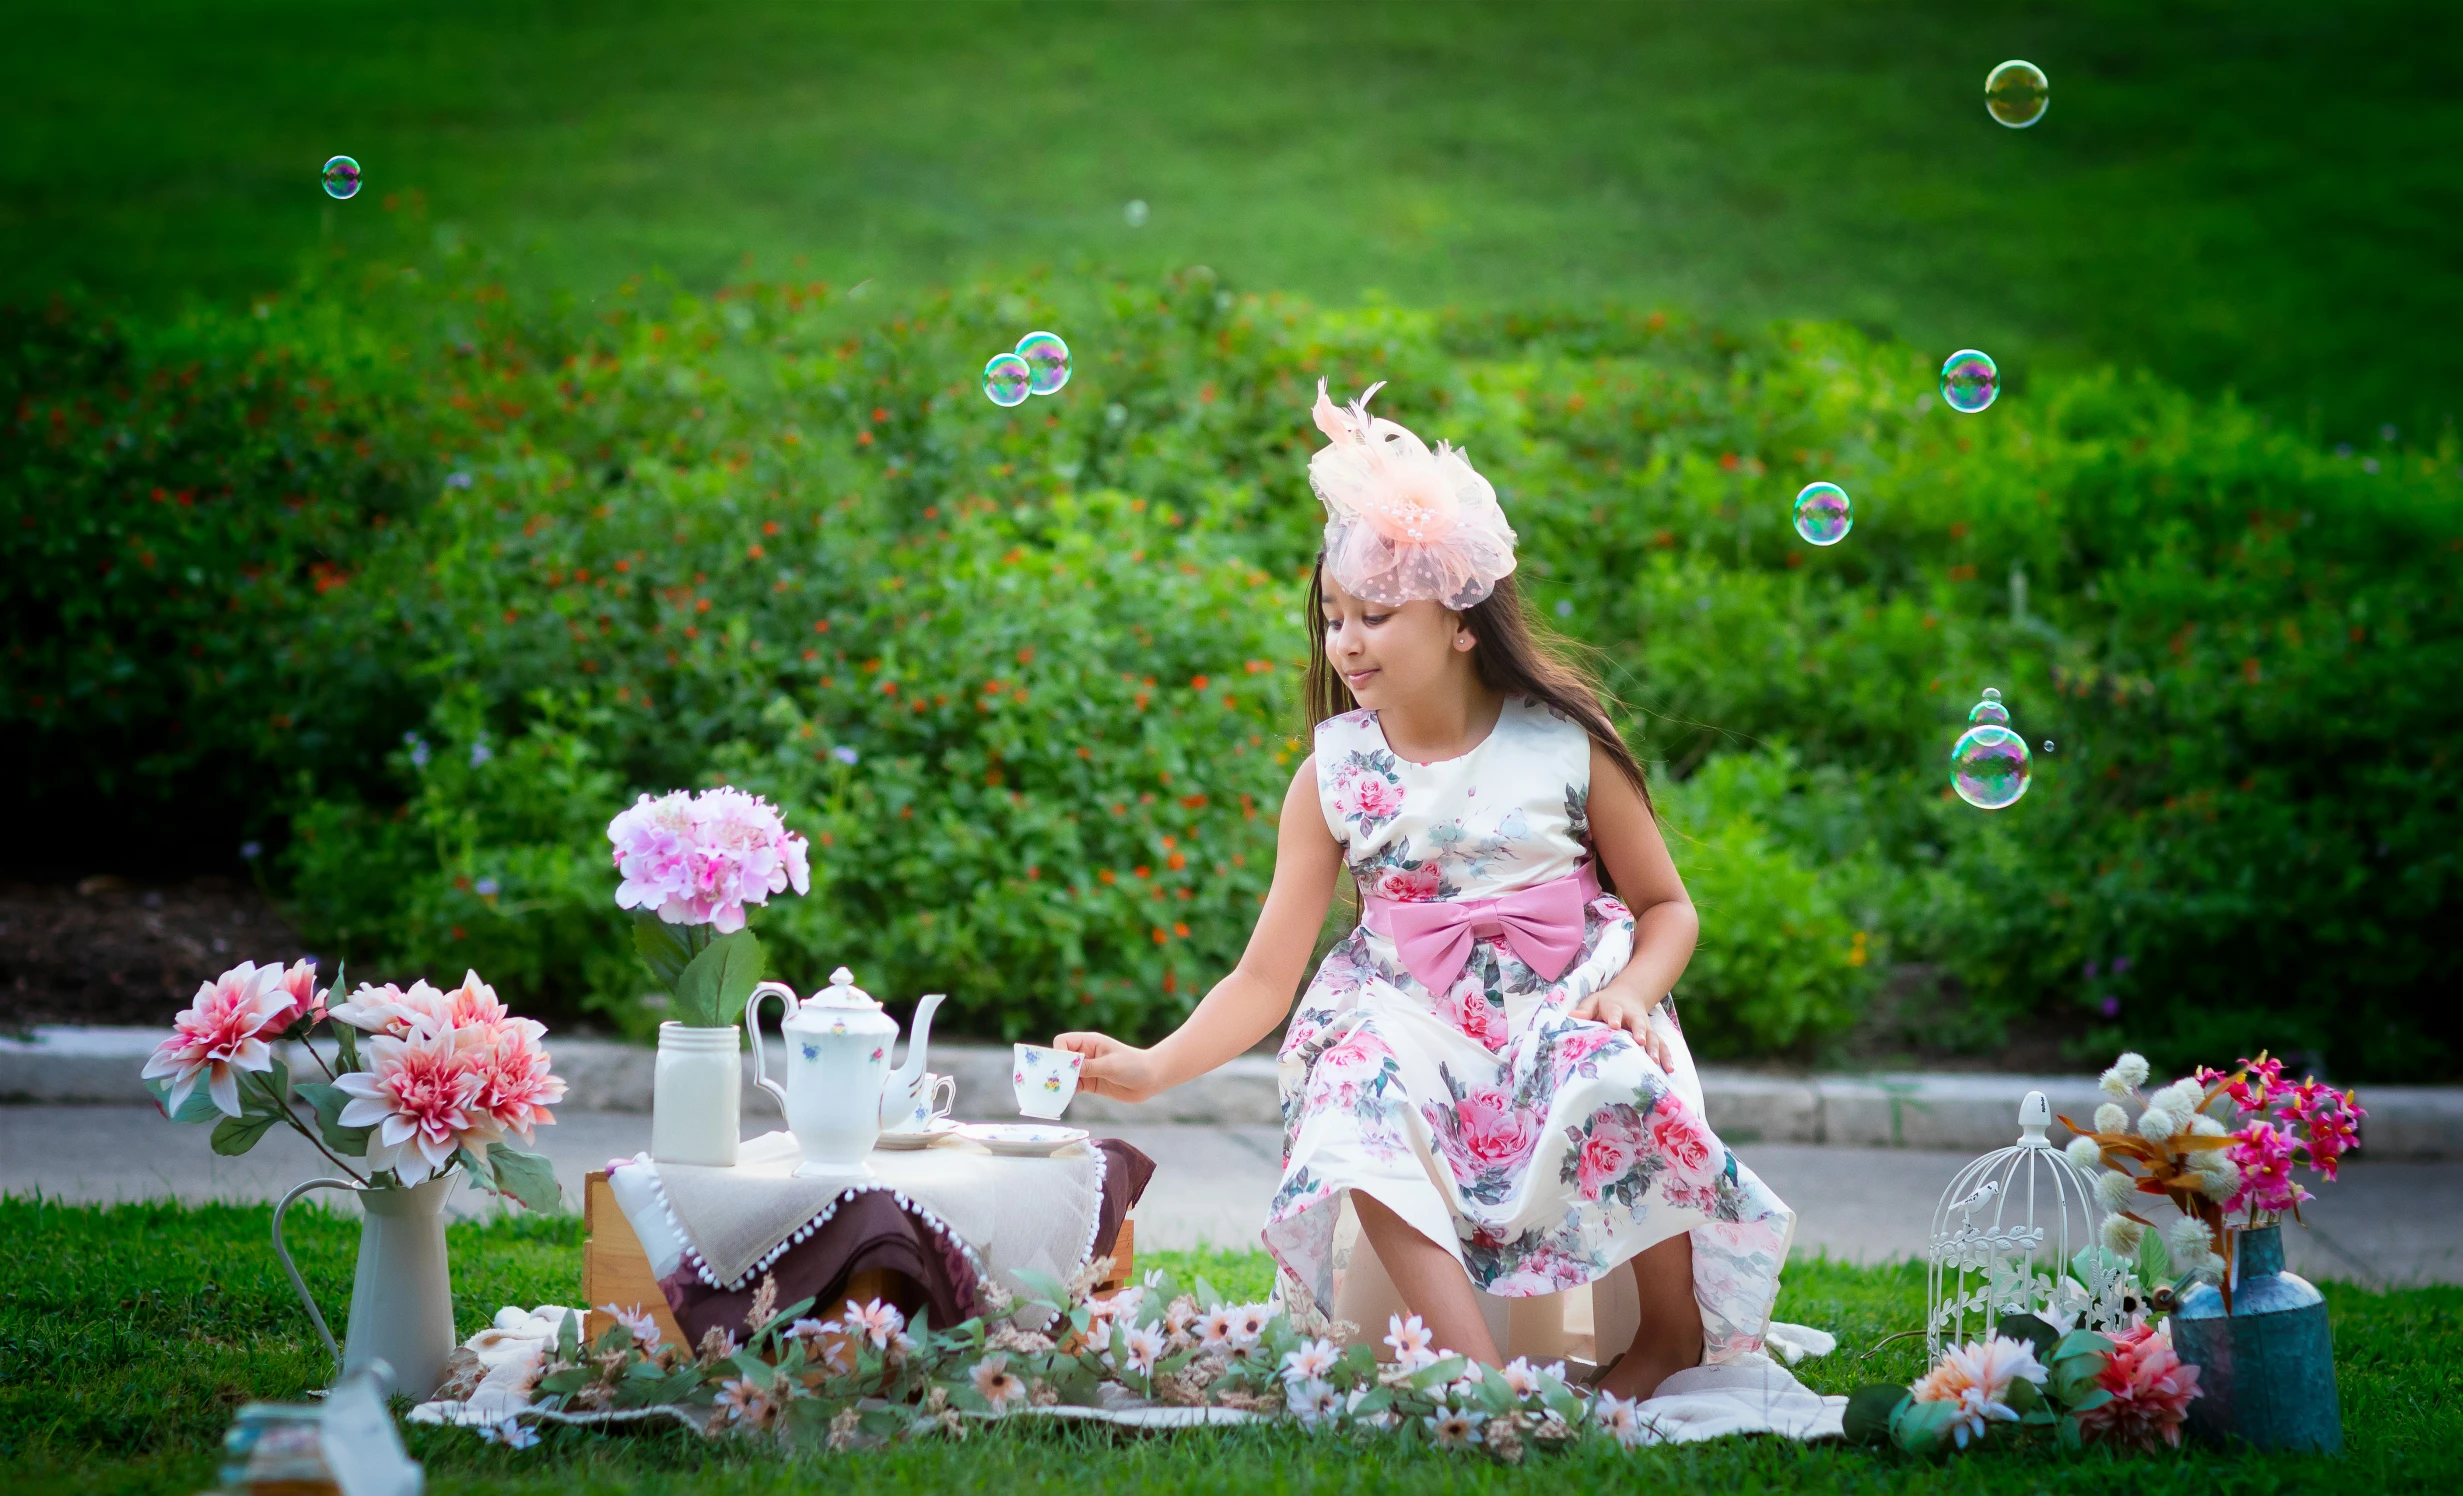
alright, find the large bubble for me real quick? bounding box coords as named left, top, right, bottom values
left=1986, top=61, right=2049, bottom=129
left=1015, top=331, right=1071, bottom=396
left=1940, top=349, right=1999, bottom=414
left=321, top=155, right=362, bottom=200
left=982, top=352, right=1032, bottom=408
left=1951, top=688, right=2032, bottom=809
left=1792, top=481, right=1853, bottom=546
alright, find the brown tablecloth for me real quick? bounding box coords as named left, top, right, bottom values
left=660, top=1138, right=1154, bottom=1344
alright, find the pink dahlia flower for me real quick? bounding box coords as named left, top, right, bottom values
left=2077, top=1321, right=2201, bottom=1450
left=1909, top=1335, right=2047, bottom=1450
left=329, top=978, right=456, bottom=1039
left=468, top=1012, right=565, bottom=1141
left=264, top=957, right=328, bottom=1033
left=334, top=1025, right=491, bottom=1182
left=608, top=787, right=810, bottom=933
left=144, top=961, right=296, bottom=1117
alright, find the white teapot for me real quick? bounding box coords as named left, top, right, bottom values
left=745, top=966, right=921, bottom=1179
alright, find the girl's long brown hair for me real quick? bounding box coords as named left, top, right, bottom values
left=1303, top=561, right=1650, bottom=808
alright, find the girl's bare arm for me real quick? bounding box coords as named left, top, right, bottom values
left=1054, top=756, right=1341, bottom=1102
left=1569, top=740, right=1700, bottom=1064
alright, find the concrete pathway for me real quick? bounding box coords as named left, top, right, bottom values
left=5, top=1107, right=2455, bottom=1287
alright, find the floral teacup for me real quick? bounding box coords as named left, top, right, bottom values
left=1011, top=1044, right=1082, bottom=1120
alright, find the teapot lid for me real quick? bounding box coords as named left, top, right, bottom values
left=805, top=965, right=881, bottom=1013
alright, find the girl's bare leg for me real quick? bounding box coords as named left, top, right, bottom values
left=1596, top=1233, right=1705, bottom=1399
left=1351, top=1190, right=1501, bottom=1365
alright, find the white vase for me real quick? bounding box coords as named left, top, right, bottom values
left=272, top=1173, right=459, bottom=1400
left=652, top=1021, right=743, bottom=1167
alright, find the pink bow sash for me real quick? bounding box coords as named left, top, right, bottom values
left=1361, top=863, right=1601, bottom=997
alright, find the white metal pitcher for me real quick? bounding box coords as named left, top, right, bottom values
left=745, top=966, right=902, bottom=1179
left=271, top=1173, right=458, bottom=1400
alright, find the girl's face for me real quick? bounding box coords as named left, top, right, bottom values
left=1318, top=570, right=1474, bottom=708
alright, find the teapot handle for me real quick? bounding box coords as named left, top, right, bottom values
left=744, top=981, right=799, bottom=1115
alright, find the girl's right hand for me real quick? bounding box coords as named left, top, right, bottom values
left=1052, top=1031, right=1161, bottom=1103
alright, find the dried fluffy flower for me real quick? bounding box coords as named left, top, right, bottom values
left=2101, top=1052, right=2151, bottom=1097
left=2065, top=1136, right=2105, bottom=1169
left=2093, top=1169, right=2138, bottom=1212
left=2102, top=1215, right=2147, bottom=1255
left=2136, top=1107, right=2178, bottom=1143
left=2149, top=1078, right=2206, bottom=1119
left=2094, top=1102, right=2130, bottom=1134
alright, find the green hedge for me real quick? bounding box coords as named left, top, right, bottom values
left=7, top=233, right=2459, bottom=1076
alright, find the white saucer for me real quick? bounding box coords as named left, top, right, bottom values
left=955, top=1122, right=1090, bottom=1157
left=874, top=1119, right=962, bottom=1151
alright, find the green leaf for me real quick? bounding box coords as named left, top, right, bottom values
left=1841, top=1384, right=1909, bottom=1446
left=487, top=1143, right=564, bottom=1213
left=1995, top=1312, right=2059, bottom=1361
left=671, top=928, right=763, bottom=1027
left=632, top=909, right=699, bottom=990
left=557, top=1304, right=582, bottom=1361
left=2003, top=1375, right=2044, bottom=1415
left=2055, top=1411, right=2084, bottom=1452
left=1348, top=1387, right=1393, bottom=1416
left=1406, top=1355, right=1466, bottom=1390
left=456, top=1144, right=497, bottom=1194
left=1009, top=1267, right=1073, bottom=1310
left=1192, top=1275, right=1223, bottom=1310
left=147, top=1075, right=228, bottom=1124
left=210, top=1112, right=282, bottom=1155
left=1889, top=1395, right=1960, bottom=1456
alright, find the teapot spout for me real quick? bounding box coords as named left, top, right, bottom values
left=891, top=991, right=947, bottom=1087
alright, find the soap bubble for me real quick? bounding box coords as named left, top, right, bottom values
left=2043, top=739, right=2056, bottom=753
left=1015, top=331, right=1071, bottom=396
left=1985, top=61, right=2049, bottom=128
left=1951, top=688, right=2031, bottom=809
left=1940, top=349, right=1999, bottom=414
left=321, top=155, right=362, bottom=200
left=1792, top=481, right=1853, bottom=546
left=982, top=353, right=1032, bottom=408
left=1124, top=199, right=1150, bottom=228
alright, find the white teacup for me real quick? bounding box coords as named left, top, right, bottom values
left=1012, top=1043, right=1082, bottom=1120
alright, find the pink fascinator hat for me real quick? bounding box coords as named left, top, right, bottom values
left=1307, top=379, right=1518, bottom=610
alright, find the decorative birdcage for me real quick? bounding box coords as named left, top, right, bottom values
left=1925, top=1090, right=2139, bottom=1354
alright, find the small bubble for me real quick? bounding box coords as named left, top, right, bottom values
left=1791, top=481, right=1852, bottom=546
left=446, top=471, right=473, bottom=489
left=469, top=740, right=493, bottom=767
left=1940, top=350, right=1999, bottom=414
left=1124, top=199, right=1149, bottom=228
left=321, top=155, right=362, bottom=200
left=982, top=353, right=1032, bottom=408
left=1014, top=331, right=1071, bottom=396
left=1555, top=599, right=1574, bottom=618
left=2043, top=739, right=2055, bottom=753
left=239, top=841, right=263, bottom=861
left=2362, top=458, right=2380, bottom=474
left=832, top=745, right=860, bottom=765
left=1985, top=60, right=2048, bottom=128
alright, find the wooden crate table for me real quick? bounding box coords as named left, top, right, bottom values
left=583, top=1132, right=1139, bottom=1345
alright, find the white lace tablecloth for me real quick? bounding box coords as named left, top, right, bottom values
left=608, top=1130, right=1109, bottom=1300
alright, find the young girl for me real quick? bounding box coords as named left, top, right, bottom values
left=1057, top=381, right=1794, bottom=1399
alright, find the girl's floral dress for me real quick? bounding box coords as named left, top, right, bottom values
left=1263, top=697, right=1796, bottom=1362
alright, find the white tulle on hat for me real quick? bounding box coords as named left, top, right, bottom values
left=1307, top=378, right=1517, bottom=610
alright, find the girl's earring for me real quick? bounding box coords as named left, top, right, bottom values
left=1454, top=633, right=1475, bottom=652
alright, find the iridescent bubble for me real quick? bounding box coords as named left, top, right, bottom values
left=1792, top=481, right=1853, bottom=546
left=321, top=155, right=362, bottom=200
left=1940, top=349, right=1999, bottom=414
left=1124, top=199, right=1150, bottom=228
left=1951, top=689, right=2032, bottom=809
left=1014, top=331, right=1071, bottom=396
left=1985, top=60, right=2049, bottom=128
left=982, top=352, right=1032, bottom=408
left=2043, top=739, right=2056, bottom=753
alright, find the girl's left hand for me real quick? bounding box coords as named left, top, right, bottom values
left=1571, top=986, right=1676, bottom=1072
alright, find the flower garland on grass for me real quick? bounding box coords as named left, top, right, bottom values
left=477, top=1258, right=1657, bottom=1461
left=1843, top=1314, right=2201, bottom=1456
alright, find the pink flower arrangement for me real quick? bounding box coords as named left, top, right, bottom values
left=2076, top=1321, right=2202, bottom=1450
left=144, top=960, right=311, bottom=1117
left=608, top=786, right=810, bottom=933
left=145, top=958, right=564, bottom=1208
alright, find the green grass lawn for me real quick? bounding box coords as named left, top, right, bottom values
left=3, top=1, right=2459, bottom=440
left=4, top=1198, right=2455, bottom=1494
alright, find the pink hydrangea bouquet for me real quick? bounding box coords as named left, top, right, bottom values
left=143, top=958, right=565, bottom=1209
left=608, top=787, right=810, bottom=1027
left=2059, top=1050, right=2362, bottom=1310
